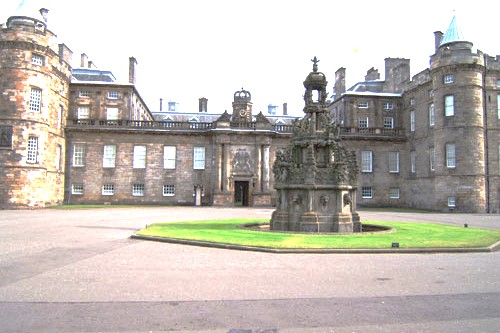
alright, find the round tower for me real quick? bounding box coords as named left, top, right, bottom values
left=0, top=7, right=72, bottom=208
left=429, top=16, right=487, bottom=212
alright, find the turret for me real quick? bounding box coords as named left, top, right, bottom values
left=0, top=4, right=72, bottom=208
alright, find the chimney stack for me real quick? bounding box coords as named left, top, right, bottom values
left=129, top=57, right=137, bottom=84
left=434, top=31, right=443, bottom=52
left=199, top=97, right=208, bottom=113
left=283, top=103, right=288, bottom=115
left=160, top=98, right=163, bottom=112
left=80, top=53, right=88, bottom=68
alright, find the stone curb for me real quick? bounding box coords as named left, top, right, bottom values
left=131, top=234, right=500, bottom=254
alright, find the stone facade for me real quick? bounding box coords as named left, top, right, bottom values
left=2, top=8, right=500, bottom=213
left=0, top=12, right=72, bottom=208
left=329, top=18, right=500, bottom=213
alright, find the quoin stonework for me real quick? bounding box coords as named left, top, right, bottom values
left=1, top=5, right=500, bottom=213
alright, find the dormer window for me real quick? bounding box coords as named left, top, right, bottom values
left=444, top=74, right=454, bottom=84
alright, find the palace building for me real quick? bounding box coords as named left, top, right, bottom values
left=1, top=5, right=499, bottom=212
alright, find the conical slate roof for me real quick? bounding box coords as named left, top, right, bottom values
left=440, top=16, right=465, bottom=46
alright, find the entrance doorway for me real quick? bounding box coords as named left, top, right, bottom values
left=234, top=181, right=249, bottom=206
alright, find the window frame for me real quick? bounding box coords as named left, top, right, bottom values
left=163, top=146, right=176, bottom=169
left=383, top=117, right=394, bottom=129
left=445, top=95, right=455, bottom=116
left=72, top=184, right=84, bottom=195
left=29, top=87, right=42, bottom=112
left=358, top=117, right=369, bottom=128
left=27, top=136, right=38, bottom=163
left=357, top=101, right=368, bottom=109
left=163, top=184, right=175, bottom=196
left=383, top=102, right=394, bottom=110
left=388, top=151, right=400, bottom=173
left=31, top=54, right=44, bottom=66
left=132, top=184, right=145, bottom=196
left=428, top=103, right=435, bottom=127
left=102, top=184, right=115, bottom=196
left=410, top=150, right=416, bottom=173
left=361, top=186, right=373, bottom=199
left=77, top=106, right=90, bottom=119
left=361, top=150, right=373, bottom=173
left=410, top=110, right=415, bottom=132
left=444, top=74, right=454, bottom=84
left=193, top=147, right=206, bottom=170
left=103, top=144, right=116, bottom=168
left=447, top=196, right=456, bottom=208
left=429, top=147, right=435, bottom=171
left=389, top=188, right=400, bottom=199
left=72, top=144, right=85, bottom=167
left=79, top=90, right=91, bottom=98
left=0, top=126, right=13, bottom=148
left=446, top=143, right=456, bottom=168
left=107, top=91, right=119, bottom=99
left=133, top=145, right=146, bottom=169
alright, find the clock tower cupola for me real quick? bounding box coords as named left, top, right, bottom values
left=232, top=88, right=253, bottom=122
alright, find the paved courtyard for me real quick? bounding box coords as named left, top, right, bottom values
left=0, top=207, right=499, bottom=332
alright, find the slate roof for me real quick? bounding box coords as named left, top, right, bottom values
left=440, top=16, right=466, bottom=46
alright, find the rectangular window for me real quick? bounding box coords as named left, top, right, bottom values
left=361, top=186, right=373, bottom=199
left=108, top=91, right=119, bottom=99
left=0, top=126, right=13, bottom=148
left=428, top=103, right=435, bottom=127
left=448, top=196, right=456, bottom=207
left=73, top=144, right=85, bottom=167
left=359, top=117, right=369, bottom=128
left=77, top=106, right=89, bottom=119
left=358, top=102, right=368, bottom=108
left=497, top=79, right=500, bottom=87
left=409, top=98, right=416, bottom=106
left=446, top=143, right=456, bottom=168
left=497, top=94, right=500, bottom=119
left=57, top=105, right=63, bottom=129
left=389, top=188, right=400, bottom=199
left=27, top=136, right=38, bottom=163
left=410, top=150, right=416, bottom=173
left=193, top=147, right=205, bottom=170
left=429, top=147, right=435, bottom=171
left=103, top=145, right=116, bottom=168
left=445, top=95, right=454, bottom=116
left=31, top=54, right=43, bottom=66
left=29, top=88, right=42, bottom=112
left=132, top=184, right=145, bottom=196
left=361, top=151, right=373, bottom=173
left=72, top=184, right=84, bottom=195
left=410, top=110, right=415, bottom=132
left=444, top=74, right=454, bottom=84
left=499, top=145, right=500, bottom=175
left=133, top=145, right=146, bottom=168
left=383, top=102, right=393, bottom=110
left=79, top=90, right=90, bottom=98
left=163, top=146, right=176, bottom=169
left=388, top=151, right=399, bottom=173
left=163, top=184, right=175, bottom=196
left=102, top=184, right=114, bottom=195
left=383, top=117, right=394, bottom=129
left=55, top=144, right=62, bottom=171
left=106, top=107, right=119, bottom=120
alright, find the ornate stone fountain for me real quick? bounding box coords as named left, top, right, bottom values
left=271, top=57, right=361, bottom=232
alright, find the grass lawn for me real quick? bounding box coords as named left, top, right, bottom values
left=135, top=218, right=500, bottom=249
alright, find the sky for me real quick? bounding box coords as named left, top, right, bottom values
left=1, top=0, right=499, bottom=116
